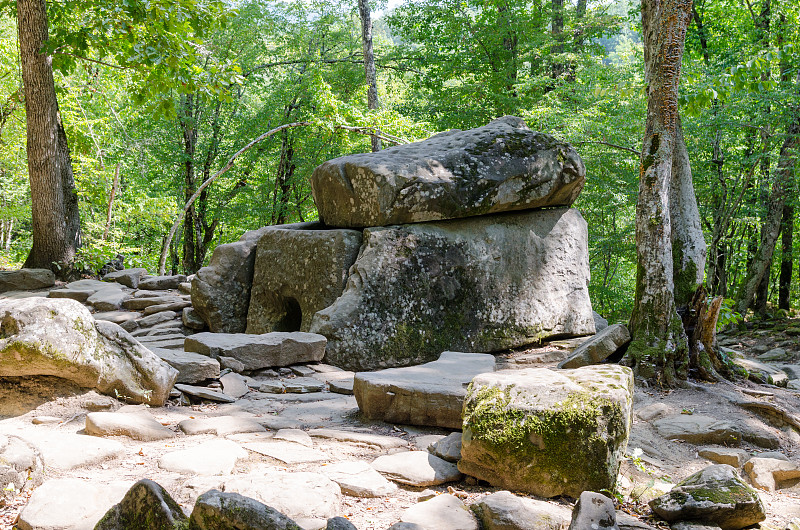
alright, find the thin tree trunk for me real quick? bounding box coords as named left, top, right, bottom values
left=551, top=0, right=564, bottom=80
left=18, top=0, right=79, bottom=271
left=358, top=0, right=381, bottom=152
left=779, top=203, right=793, bottom=310
left=624, top=0, right=693, bottom=387
left=736, top=99, right=800, bottom=314
left=102, top=162, right=120, bottom=241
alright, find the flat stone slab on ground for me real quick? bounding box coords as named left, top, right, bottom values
left=471, top=490, right=572, bottom=530
left=321, top=460, right=398, bottom=497
left=175, top=383, right=236, bottom=403
left=371, top=451, right=462, bottom=486
left=85, top=411, right=175, bottom=441
left=48, top=288, right=95, bottom=302
left=241, top=439, right=329, bottom=464
left=87, top=288, right=130, bottom=311
left=93, top=310, right=139, bottom=325
left=185, top=331, right=326, bottom=370
left=160, top=439, right=248, bottom=475
left=653, top=415, right=741, bottom=446
left=137, top=310, right=178, bottom=328
left=698, top=447, right=749, bottom=468
left=17, top=478, right=131, bottom=530
left=399, top=494, right=478, bottom=530
left=743, top=457, right=800, bottom=491
left=274, top=428, right=314, bottom=446
left=151, top=348, right=220, bottom=384
left=354, top=351, right=496, bottom=429
left=182, top=470, right=341, bottom=521
left=179, top=415, right=266, bottom=436
left=284, top=377, right=326, bottom=393
left=138, top=274, right=187, bottom=290
left=307, top=428, right=407, bottom=449
left=28, top=433, right=125, bottom=471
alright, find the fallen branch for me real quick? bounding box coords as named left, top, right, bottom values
left=158, top=122, right=409, bottom=274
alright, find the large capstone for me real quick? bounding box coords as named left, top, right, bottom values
left=310, top=208, right=594, bottom=370
left=247, top=226, right=362, bottom=334
left=0, top=268, right=55, bottom=293
left=458, top=365, right=633, bottom=498
left=192, top=223, right=315, bottom=333
left=0, top=298, right=178, bottom=406
left=311, top=116, right=585, bottom=228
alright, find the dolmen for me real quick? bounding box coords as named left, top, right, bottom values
left=192, top=116, right=596, bottom=370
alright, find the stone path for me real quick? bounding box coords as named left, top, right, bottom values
left=2, top=277, right=800, bottom=529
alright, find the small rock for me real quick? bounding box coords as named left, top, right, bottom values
left=260, top=380, right=286, bottom=393
left=594, top=311, right=609, bottom=331
left=274, top=428, right=314, bottom=447
left=557, top=323, right=631, bottom=369
left=327, top=516, right=358, bottom=530
left=284, top=377, right=326, bottom=393
left=329, top=378, right=354, bottom=395
left=179, top=416, right=266, bottom=436
left=138, top=274, right=187, bottom=290
left=159, top=439, right=248, bottom=475
left=31, top=416, right=62, bottom=425
left=372, top=451, right=462, bottom=486
left=95, top=479, right=187, bottom=530
left=189, top=489, right=302, bottom=530
left=137, top=310, right=178, bottom=328
left=429, top=432, right=462, bottom=462
left=221, top=372, right=250, bottom=398
left=653, top=415, right=741, bottom=445
left=85, top=411, right=175, bottom=441
left=636, top=402, right=671, bottom=422
left=669, top=524, right=722, bottom=530
left=0, top=435, right=44, bottom=505
left=416, top=434, right=446, bottom=451
left=568, top=491, right=619, bottom=530
left=175, top=383, right=236, bottom=403
left=151, top=348, right=221, bottom=384
left=753, top=451, right=789, bottom=461
left=88, top=288, right=130, bottom=311
left=182, top=306, right=207, bottom=330
left=471, top=490, right=572, bottom=530
left=698, top=447, right=749, bottom=468
left=291, top=365, right=317, bottom=377
left=757, top=348, right=792, bottom=362
left=649, top=464, right=765, bottom=530
left=220, top=355, right=247, bottom=372
left=743, top=457, right=800, bottom=491
left=322, top=460, right=398, bottom=497
left=616, top=512, right=659, bottom=530
left=400, top=494, right=478, bottom=530
left=103, top=268, right=147, bottom=288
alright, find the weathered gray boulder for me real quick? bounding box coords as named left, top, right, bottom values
left=649, top=465, right=765, bottom=530
left=189, top=489, right=302, bottom=530
left=0, top=298, right=177, bottom=406
left=568, top=491, right=619, bottom=530
left=354, top=351, right=496, bottom=429
left=311, top=116, right=585, bottom=228
left=311, top=208, right=594, bottom=370
left=185, top=332, right=326, bottom=371
left=743, top=457, right=800, bottom=491
left=557, top=323, right=631, bottom=369
left=94, top=479, right=187, bottom=530
left=138, top=274, right=186, bottom=291
left=0, top=268, right=54, bottom=293
left=399, top=494, right=478, bottom=530
left=653, top=415, right=741, bottom=446
left=470, top=491, right=572, bottom=530
left=459, top=364, right=633, bottom=498
left=247, top=226, right=362, bottom=334
left=85, top=411, right=176, bottom=441
left=150, top=348, right=220, bottom=384
left=192, top=223, right=315, bottom=333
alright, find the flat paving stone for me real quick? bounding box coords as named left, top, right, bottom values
left=274, top=428, right=314, bottom=447
left=175, top=383, right=236, bottom=403
left=159, top=439, right=248, bottom=475
left=93, top=310, right=139, bottom=325
left=17, top=478, right=131, bottom=530
left=85, top=411, right=175, bottom=441
left=48, top=288, right=94, bottom=302
left=322, top=460, right=398, bottom=497
left=371, top=451, right=463, bottom=486
left=28, top=433, right=125, bottom=471
left=242, top=440, right=329, bottom=464
left=653, top=415, right=741, bottom=446
left=137, top=310, right=178, bottom=328
left=354, top=351, right=496, bottom=429
left=179, top=416, right=266, bottom=436
left=87, top=288, right=130, bottom=311
left=284, top=377, right=326, bottom=393
left=307, top=429, right=407, bottom=450
left=399, top=494, right=478, bottom=530
left=151, top=348, right=220, bottom=384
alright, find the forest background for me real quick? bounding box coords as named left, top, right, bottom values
left=0, top=0, right=797, bottom=324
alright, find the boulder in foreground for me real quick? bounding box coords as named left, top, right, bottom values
left=311, top=208, right=594, bottom=370
left=0, top=298, right=177, bottom=406
left=311, top=116, right=585, bottom=228
left=459, top=364, right=633, bottom=498
left=649, top=464, right=765, bottom=530
left=95, top=479, right=187, bottom=530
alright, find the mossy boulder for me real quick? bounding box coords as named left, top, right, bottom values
left=458, top=364, right=633, bottom=498
left=310, top=116, right=585, bottom=228
left=0, top=297, right=177, bottom=406
left=310, top=208, right=594, bottom=370
left=649, top=464, right=765, bottom=530
left=94, top=479, right=187, bottom=530
left=188, top=489, right=302, bottom=530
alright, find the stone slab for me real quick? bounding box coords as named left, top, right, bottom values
left=185, top=331, right=326, bottom=370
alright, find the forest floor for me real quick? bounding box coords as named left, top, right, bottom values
left=1, top=303, right=800, bottom=528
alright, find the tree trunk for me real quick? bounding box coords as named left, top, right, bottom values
left=550, top=0, right=565, bottom=79
left=623, top=0, right=693, bottom=387
left=102, top=163, right=120, bottom=241
left=179, top=94, right=200, bottom=275
left=18, top=0, right=80, bottom=271
left=358, top=0, right=381, bottom=152
left=736, top=101, right=800, bottom=315
left=779, top=203, right=793, bottom=310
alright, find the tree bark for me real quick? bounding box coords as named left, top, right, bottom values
left=623, top=0, right=693, bottom=387
left=102, top=163, right=120, bottom=241
left=358, top=0, right=381, bottom=152
left=779, top=203, right=793, bottom=310
left=18, top=0, right=80, bottom=271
